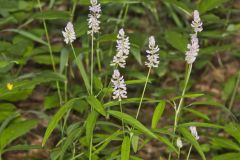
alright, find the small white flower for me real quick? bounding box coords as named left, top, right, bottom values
left=88, top=0, right=101, bottom=34
left=62, top=22, right=76, bottom=44
left=176, top=137, right=183, bottom=149
left=111, top=69, right=127, bottom=101
left=145, top=36, right=160, bottom=68
left=111, top=29, right=130, bottom=68
left=189, top=126, right=200, bottom=140
left=185, top=34, right=199, bottom=64
left=191, top=10, right=203, bottom=33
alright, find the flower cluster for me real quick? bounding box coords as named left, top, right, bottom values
left=189, top=126, right=200, bottom=140
left=145, top=36, right=160, bottom=68
left=111, top=69, right=127, bottom=101
left=111, top=29, right=130, bottom=68
left=176, top=137, right=183, bottom=149
left=62, top=22, right=76, bottom=44
left=88, top=0, right=101, bottom=34
left=185, top=10, right=202, bottom=64
left=191, top=10, right=203, bottom=34
left=185, top=34, right=199, bottom=64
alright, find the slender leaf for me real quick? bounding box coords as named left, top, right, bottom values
left=121, top=136, right=130, bottom=160
left=42, top=98, right=81, bottom=146
left=86, top=95, right=107, bottom=117
left=86, top=111, right=98, bottom=145
left=151, top=101, right=166, bottom=129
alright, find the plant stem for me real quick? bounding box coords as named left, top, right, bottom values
left=121, top=4, right=129, bottom=27
left=136, top=67, right=151, bottom=119
left=229, top=71, right=240, bottom=111
left=91, top=33, right=94, bottom=95
left=37, top=0, right=63, bottom=105
left=173, top=64, right=192, bottom=133
left=186, top=145, right=192, bottom=160
left=89, top=136, right=93, bottom=160
left=70, top=43, right=90, bottom=94
left=96, top=36, right=102, bottom=71
left=120, top=101, right=125, bottom=134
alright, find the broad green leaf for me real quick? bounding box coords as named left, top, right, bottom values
left=98, top=34, right=117, bottom=43
left=212, top=153, right=240, bottom=160
left=59, top=48, right=69, bottom=74
left=131, top=135, right=139, bottom=153
left=31, top=55, right=60, bottom=65
left=108, top=110, right=157, bottom=139
left=151, top=101, right=166, bottom=129
left=179, top=127, right=206, bottom=160
left=108, top=110, right=177, bottom=152
left=121, top=136, right=130, bottom=160
left=164, top=0, right=192, bottom=16
left=0, top=120, right=37, bottom=150
left=165, top=30, right=188, bottom=53
left=211, top=137, right=240, bottom=151
left=33, top=11, right=70, bottom=20
left=3, top=145, right=42, bottom=153
left=3, top=29, right=47, bottom=45
left=86, top=96, right=107, bottom=117
left=198, top=0, right=229, bottom=14
left=125, top=80, right=147, bottom=85
left=224, top=123, right=240, bottom=144
left=42, top=98, right=81, bottom=146
left=183, top=108, right=210, bottom=121
left=86, top=111, right=98, bottom=145
left=179, top=122, right=223, bottom=129
left=93, top=130, right=122, bottom=155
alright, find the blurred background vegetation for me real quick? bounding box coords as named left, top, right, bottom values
left=0, top=0, right=240, bottom=159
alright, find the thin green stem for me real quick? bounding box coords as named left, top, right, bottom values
left=173, top=64, right=192, bottom=133
left=136, top=67, right=151, bottom=119
left=229, top=71, right=240, bottom=111
left=91, top=33, right=94, bottom=95
left=186, top=145, right=192, bottom=160
left=37, top=0, right=63, bottom=105
left=70, top=0, right=78, bottom=22
left=89, top=136, right=93, bottom=160
left=121, top=4, right=129, bottom=27
left=70, top=43, right=90, bottom=94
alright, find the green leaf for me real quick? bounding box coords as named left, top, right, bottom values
left=86, top=96, right=107, bottom=117
left=108, top=110, right=157, bottom=139
left=151, top=101, right=166, bottom=129
left=33, top=11, right=70, bottom=20
left=164, top=0, right=192, bottom=16
left=98, top=34, right=117, bottom=43
left=211, top=137, right=240, bottom=151
left=183, top=108, right=210, bottom=121
left=179, top=127, right=206, bottom=160
left=131, top=135, right=139, bottom=153
left=3, top=29, right=47, bottom=45
left=93, top=130, right=122, bottom=155
left=86, top=111, right=98, bottom=145
left=212, top=153, right=240, bottom=160
left=165, top=30, right=188, bottom=53
left=224, top=123, right=240, bottom=144
left=0, top=120, right=37, bottom=151
left=198, top=0, right=229, bottom=14
left=121, top=136, right=131, bottom=160
left=42, top=98, right=81, bottom=146
left=179, top=122, right=223, bottom=129
left=3, top=145, right=42, bottom=153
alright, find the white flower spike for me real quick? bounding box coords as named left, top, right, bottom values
left=145, top=36, right=160, bottom=68
left=111, top=29, right=130, bottom=68
left=111, top=69, right=127, bottom=101
left=189, top=126, right=200, bottom=140
left=176, top=137, right=183, bottom=149
left=191, top=10, right=203, bottom=34
left=62, top=22, right=76, bottom=44
left=88, top=0, right=101, bottom=34
left=185, top=34, right=199, bottom=64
